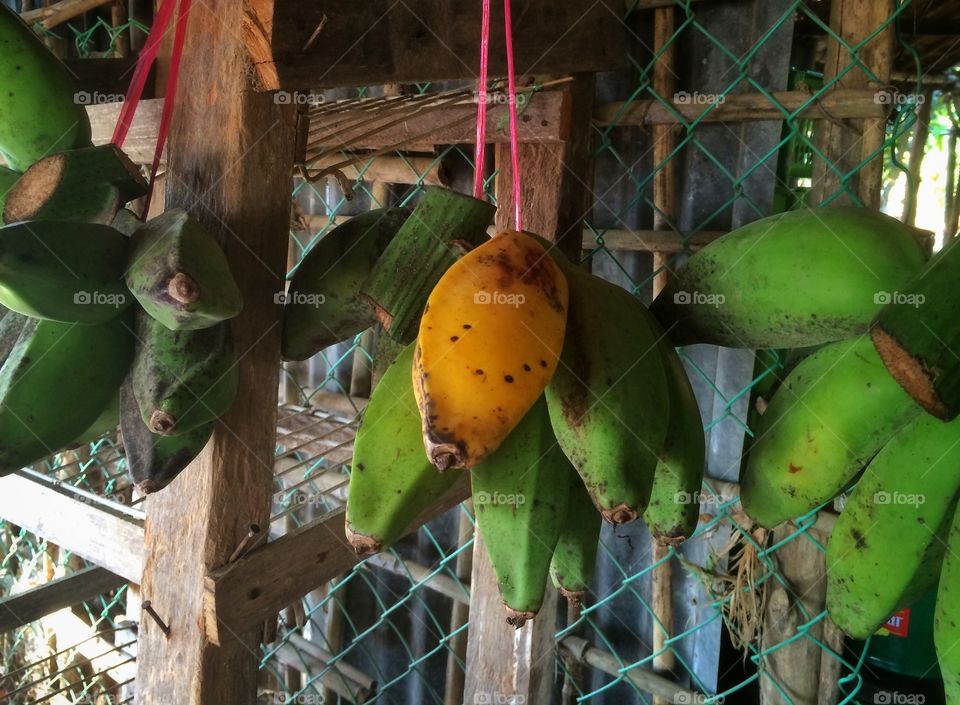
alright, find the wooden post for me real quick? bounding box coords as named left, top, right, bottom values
left=650, top=8, right=678, bottom=704
left=463, top=74, right=593, bottom=705
left=810, top=0, right=894, bottom=208
left=903, top=90, right=933, bottom=226
left=443, top=503, right=475, bottom=705
left=135, top=1, right=296, bottom=703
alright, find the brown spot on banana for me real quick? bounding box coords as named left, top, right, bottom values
left=167, top=272, right=201, bottom=305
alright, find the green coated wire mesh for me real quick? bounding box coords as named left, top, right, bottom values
left=0, top=1, right=947, bottom=703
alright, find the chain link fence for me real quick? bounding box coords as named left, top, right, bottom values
left=0, top=1, right=948, bottom=704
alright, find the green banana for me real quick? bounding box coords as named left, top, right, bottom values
left=345, top=342, right=461, bottom=555
left=936, top=503, right=960, bottom=703
left=0, top=166, right=20, bottom=213
left=827, top=412, right=960, bottom=639
left=546, top=265, right=669, bottom=524
left=0, top=221, right=130, bottom=323
left=69, top=387, right=120, bottom=447
left=111, top=208, right=141, bottom=236
left=651, top=207, right=927, bottom=348
left=3, top=144, right=147, bottom=225
left=642, top=335, right=705, bottom=545
left=472, top=397, right=569, bottom=626
left=0, top=5, right=92, bottom=171
left=550, top=468, right=601, bottom=606
left=120, top=380, right=213, bottom=493
left=281, top=208, right=410, bottom=361
left=0, top=313, right=133, bottom=474
left=131, top=312, right=238, bottom=435
left=125, top=208, right=242, bottom=330
left=741, top=336, right=921, bottom=528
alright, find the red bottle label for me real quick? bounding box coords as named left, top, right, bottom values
left=883, top=608, right=911, bottom=638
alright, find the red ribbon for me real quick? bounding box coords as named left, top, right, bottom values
left=111, top=0, right=192, bottom=219
left=473, top=0, right=523, bottom=232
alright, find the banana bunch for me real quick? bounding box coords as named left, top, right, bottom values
left=0, top=14, right=241, bottom=486
left=346, top=229, right=708, bottom=624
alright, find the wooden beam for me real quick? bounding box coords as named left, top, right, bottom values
left=244, top=0, right=623, bottom=91
left=0, top=565, right=125, bottom=633
left=303, top=153, right=452, bottom=187
left=87, top=88, right=886, bottom=165
left=203, top=474, right=470, bottom=642
left=87, top=99, right=164, bottom=164
left=463, top=74, right=596, bottom=705
left=594, top=88, right=886, bottom=127
left=0, top=471, right=144, bottom=582
left=307, top=90, right=569, bottom=152
left=810, top=0, right=894, bottom=207
left=134, top=0, right=297, bottom=702
left=21, top=0, right=114, bottom=29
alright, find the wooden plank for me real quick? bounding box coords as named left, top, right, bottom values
left=21, top=0, right=114, bottom=29
left=244, top=0, right=623, bottom=90
left=86, top=98, right=165, bottom=164
left=307, top=91, right=569, bottom=152
left=810, top=1, right=894, bottom=207
left=0, top=472, right=144, bottom=582
left=87, top=88, right=884, bottom=164
left=595, top=88, right=886, bottom=127
left=0, top=566, right=124, bottom=633
left=650, top=10, right=677, bottom=704
left=463, top=75, right=595, bottom=705
left=134, top=0, right=297, bottom=702
left=203, top=473, right=471, bottom=642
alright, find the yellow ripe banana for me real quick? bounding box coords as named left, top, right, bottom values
left=414, top=230, right=568, bottom=470
left=472, top=396, right=569, bottom=626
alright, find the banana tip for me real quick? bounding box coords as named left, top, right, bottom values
left=345, top=526, right=381, bottom=557
left=559, top=588, right=586, bottom=607
left=429, top=445, right=467, bottom=472
left=149, top=410, right=178, bottom=435
left=168, top=272, right=201, bottom=306
left=602, top=505, right=638, bottom=525
left=504, top=606, right=536, bottom=629
left=136, top=479, right=160, bottom=495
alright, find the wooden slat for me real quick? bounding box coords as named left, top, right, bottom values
left=810, top=1, right=894, bottom=207
left=134, top=0, right=297, bottom=702
left=0, top=472, right=144, bottom=582
left=244, top=0, right=623, bottom=90
left=463, top=75, right=596, bottom=705
left=307, top=91, right=569, bottom=152
left=86, top=88, right=886, bottom=163
left=594, top=88, right=886, bottom=127
left=203, top=473, right=471, bottom=642
left=0, top=566, right=125, bottom=633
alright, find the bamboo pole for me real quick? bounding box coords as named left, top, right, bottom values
left=111, top=0, right=129, bottom=58
left=21, top=0, right=115, bottom=29
left=903, top=89, right=933, bottom=226
left=650, top=8, right=678, bottom=704
left=443, top=505, right=474, bottom=705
